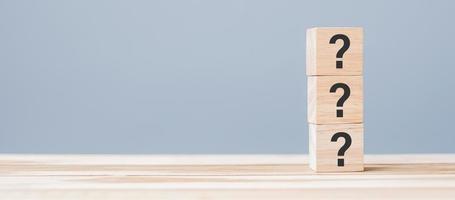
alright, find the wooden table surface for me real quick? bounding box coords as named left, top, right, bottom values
left=1, top=154, right=455, bottom=199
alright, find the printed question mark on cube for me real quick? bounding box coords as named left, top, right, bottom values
left=329, top=34, right=350, bottom=69
left=331, top=132, right=352, bottom=167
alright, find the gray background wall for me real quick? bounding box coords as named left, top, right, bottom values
left=1, top=0, right=454, bottom=154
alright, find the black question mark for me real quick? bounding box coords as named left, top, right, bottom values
left=329, top=83, right=350, bottom=118
left=331, top=132, right=352, bottom=167
left=329, top=34, right=350, bottom=69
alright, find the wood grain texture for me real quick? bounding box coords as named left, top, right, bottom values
left=307, top=76, right=363, bottom=124
left=306, top=27, right=363, bottom=76
left=309, top=123, right=363, bottom=172
left=0, top=154, right=455, bottom=199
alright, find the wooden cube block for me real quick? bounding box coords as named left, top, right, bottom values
left=307, top=75, right=363, bottom=124
left=307, top=27, right=363, bottom=76
left=309, top=123, right=364, bottom=172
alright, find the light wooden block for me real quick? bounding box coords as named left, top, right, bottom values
left=309, top=123, right=364, bottom=172
left=307, top=75, right=363, bottom=124
left=306, top=27, right=363, bottom=76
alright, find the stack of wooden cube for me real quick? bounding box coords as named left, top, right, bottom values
left=306, top=27, right=364, bottom=172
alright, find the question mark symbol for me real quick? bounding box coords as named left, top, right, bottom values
left=329, top=83, right=350, bottom=118
left=331, top=132, right=352, bottom=167
left=329, top=34, right=350, bottom=69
